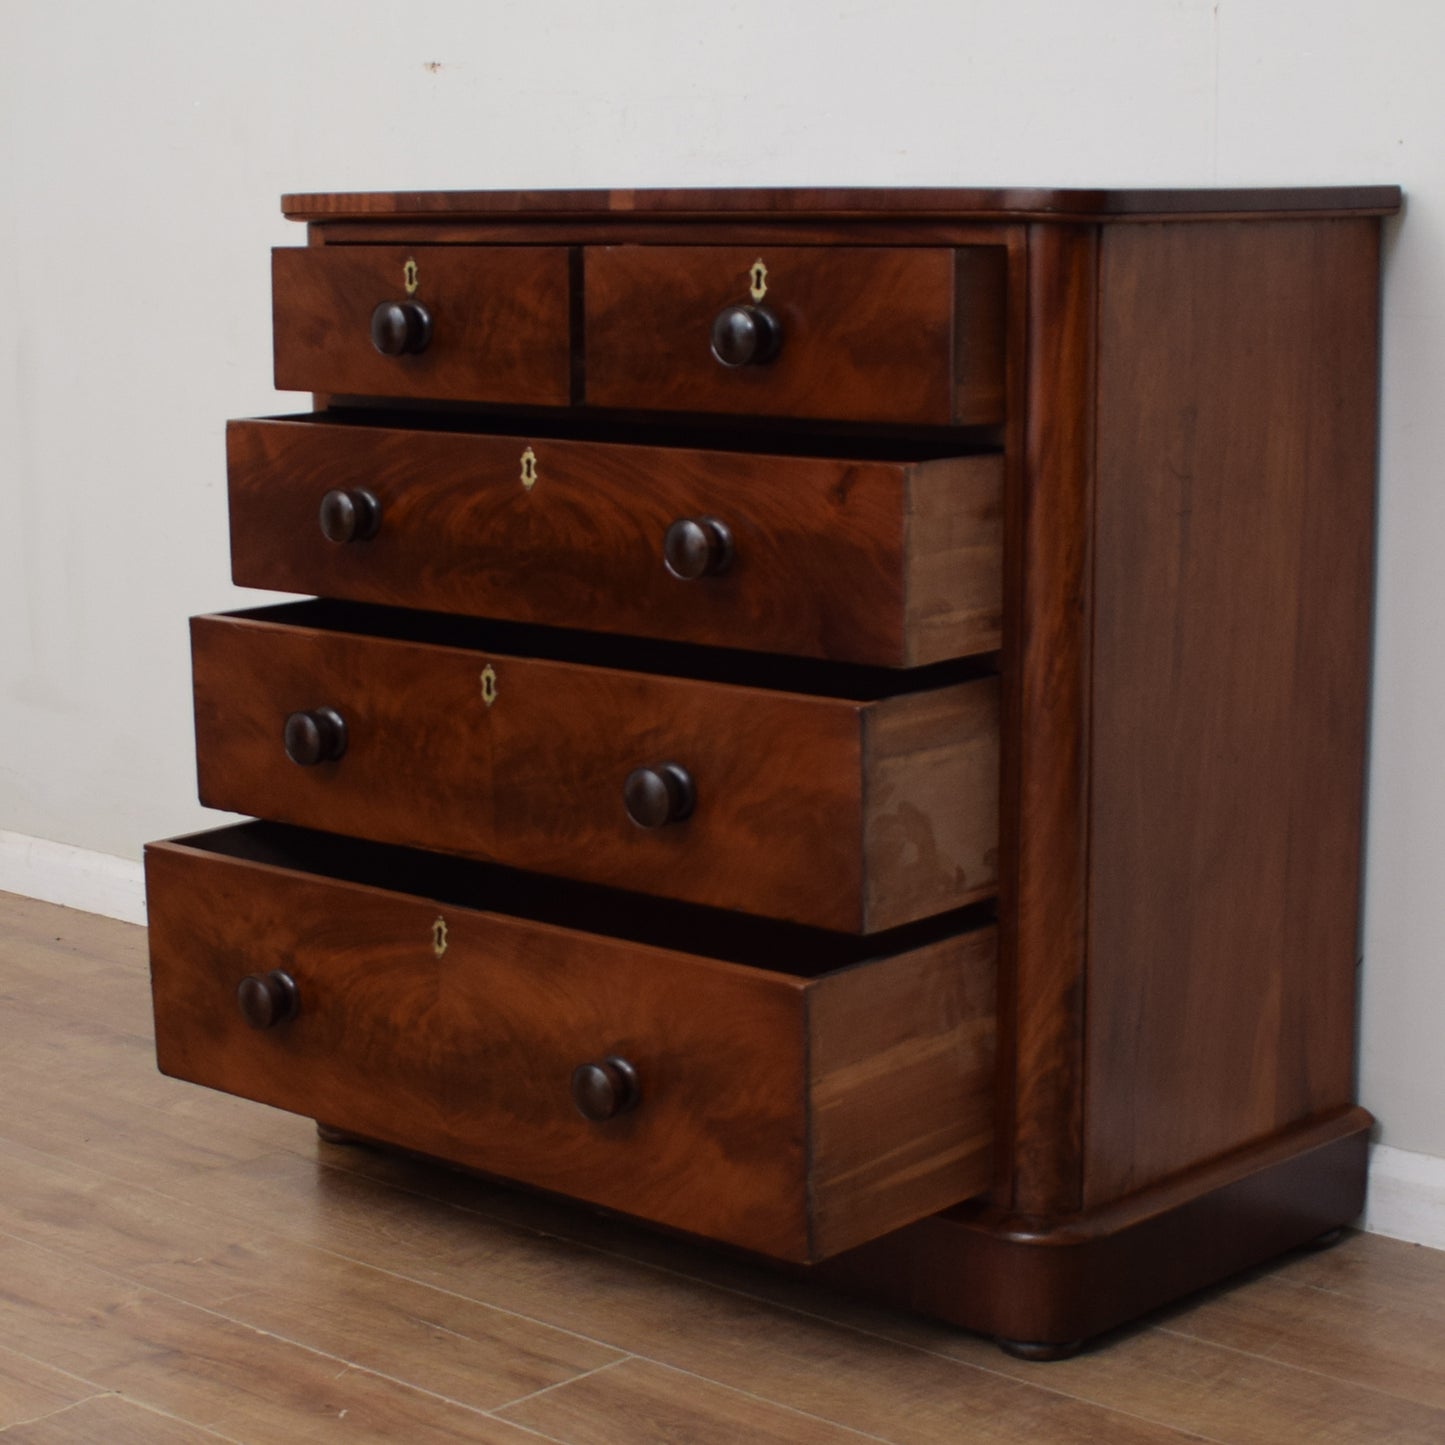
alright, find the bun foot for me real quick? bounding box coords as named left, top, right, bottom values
left=315, top=1121, right=363, bottom=1146
left=996, top=1336, right=1085, bottom=1362
left=1303, top=1225, right=1348, bottom=1250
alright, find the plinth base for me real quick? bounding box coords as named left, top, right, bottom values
left=817, top=1106, right=1371, bottom=1350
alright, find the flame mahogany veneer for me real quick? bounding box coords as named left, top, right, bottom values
left=146, top=184, right=1399, bottom=1354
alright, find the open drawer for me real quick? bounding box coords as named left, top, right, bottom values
left=227, top=414, right=1003, bottom=668
left=191, top=601, right=1000, bottom=933
left=146, top=822, right=997, bottom=1263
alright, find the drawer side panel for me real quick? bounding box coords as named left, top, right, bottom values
left=862, top=679, right=1001, bottom=931
left=807, top=927, right=997, bottom=1258
left=902, top=455, right=1005, bottom=666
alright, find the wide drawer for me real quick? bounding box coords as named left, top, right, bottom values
left=227, top=416, right=1003, bottom=667
left=191, top=602, right=1000, bottom=932
left=146, top=823, right=997, bottom=1263
left=584, top=245, right=1006, bottom=425
left=272, top=246, right=572, bottom=405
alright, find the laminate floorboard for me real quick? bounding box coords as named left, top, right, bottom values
left=1, top=889, right=1440, bottom=1443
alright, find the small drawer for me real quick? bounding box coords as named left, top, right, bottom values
left=146, top=823, right=996, bottom=1263
left=584, top=245, right=1005, bottom=425
left=191, top=602, right=999, bottom=932
left=272, top=245, right=572, bottom=405
left=227, top=415, right=1003, bottom=667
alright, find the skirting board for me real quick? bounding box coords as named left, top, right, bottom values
left=1361, top=1145, right=1445, bottom=1251
left=0, top=829, right=146, bottom=927
left=1, top=828, right=1442, bottom=1252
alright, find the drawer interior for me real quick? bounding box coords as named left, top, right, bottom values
left=227, top=598, right=998, bottom=698
left=257, top=406, right=1003, bottom=462
left=181, top=820, right=994, bottom=968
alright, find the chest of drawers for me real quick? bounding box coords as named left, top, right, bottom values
left=146, top=185, right=1399, bottom=1356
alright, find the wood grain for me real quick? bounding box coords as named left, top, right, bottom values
left=498, top=1358, right=881, bottom=1445
left=227, top=416, right=1003, bottom=666
left=164, top=1158, right=1197, bottom=1445
left=0, top=1394, right=231, bottom=1444
left=952, top=245, right=1008, bottom=423
left=1161, top=1253, right=1445, bottom=1410
left=894, top=1281, right=1445, bottom=1445
left=0, top=1347, right=93, bottom=1431
left=862, top=680, right=1000, bottom=932
left=902, top=450, right=1005, bottom=666
left=583, top=244, right=1005, bottom=425
left=0, top=1136, right=624, bottom=1414
left=0, top=1235, right=532, bottom=1444
left=1005, top=223, right=1098, bottom=1216
left=281, top=185, right=1403, bottom=223
left=272, top=245, right=572, bottom=405
left=145, top=834, right=996, bottom=1261
left=807, top=929, right=995, bottom=1259
left=189, top=609, right=999, bottom=931
left=1084, top=218, right=1383, bottom=1202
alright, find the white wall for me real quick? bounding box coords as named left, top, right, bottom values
left=2, top=1, right=1441, bottom=1159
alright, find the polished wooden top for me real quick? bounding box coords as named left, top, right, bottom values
left=282, top=185, right=1402, bottom=224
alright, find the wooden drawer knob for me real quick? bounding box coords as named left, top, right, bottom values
left=283, top=707, right=348, bottom=766
left=237, top=969, right=299, bottom=1030
left=623, top=763, right=695, bottom=828
left=571, top=1056, right=640, bottom=1121
left=663, top=517, right=733, bottom=580
left=318, top=488, right=381, bottom=543
left=710, top=304, right=782, bottom=367
left=370, top=299, right=433, bottom=356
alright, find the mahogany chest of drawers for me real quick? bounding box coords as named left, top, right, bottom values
left=146, top=184, right=1400, bottom=1355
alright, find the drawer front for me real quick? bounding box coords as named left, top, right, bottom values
left=584, top=245, right=1005, bottom=425
left=145, top=828, right=996, bottom=1261
left=191, top=610, right=999, bottom=932
left=272, top=246, right=572, bottom=405
left=227, top=418, right=1003, bottom=667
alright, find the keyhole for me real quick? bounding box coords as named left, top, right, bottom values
left=480, top=665, right=498, bottom=707
left=749, top=259, right=768, bottom=302
left=432, top=916, right=448, bottom=957
left=520, top=447, right=538, bottom=491
left=403, top=258, right=419, bottom=295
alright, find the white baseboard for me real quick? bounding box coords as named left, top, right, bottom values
left=1, top=829, right=1443, bottom=1249
left=1362, top=1144, right=1445, bottom=1251
left=0, top=830, right=146, bottom=926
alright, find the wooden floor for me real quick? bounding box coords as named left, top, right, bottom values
left=1, top=894, right=1443, bottom=1444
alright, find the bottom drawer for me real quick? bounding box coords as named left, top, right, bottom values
left=146, top=823, right=996, bottom=1263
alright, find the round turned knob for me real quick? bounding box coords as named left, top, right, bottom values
left=623, top=762, right=695, bottom=828
left=236, top=969, right=299, bottom=1030
left=571, top=1056, right=640, bottom=1121
left=710, top=303, right=782, bottom=367
left=318, top=488, right=381, bottom=543
left=370, top=299, right=433, bottom=356
left=663, top=517, right=733, bottom=580
left=283, top=707, right=348, bottom=766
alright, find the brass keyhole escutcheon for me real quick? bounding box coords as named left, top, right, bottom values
left=403, top=257, right=419, bottom=295
left=749, top=258, right=768, bottom=302
left=480, top=664, right=499, bottom=708
left=520, top=447, right=538, bottom=491
left=432, top=916, right=448, bottom=958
